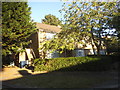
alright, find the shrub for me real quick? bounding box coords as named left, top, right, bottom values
left=34, top=56, right=114, bottom=72
left=109, top=52, right=120, bottom=56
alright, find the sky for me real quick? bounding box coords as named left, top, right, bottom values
left=28, top=2, right=64, bottom=23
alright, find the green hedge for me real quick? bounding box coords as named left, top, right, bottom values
left=33, top=56, right=118, bottom=72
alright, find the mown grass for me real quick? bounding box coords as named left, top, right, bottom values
left=3, top=71, right=116, bottom=88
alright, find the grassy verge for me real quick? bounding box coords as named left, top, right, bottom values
left=3, top=71, right=116, bottom=88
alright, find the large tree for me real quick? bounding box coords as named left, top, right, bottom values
left=105, top=2, right=120, bottom=54
left=42, top=14, right=62, bottom=26
left=61, top=2, right=118, bottom=55
left=40, top=1, right=119, bottom=55
left=2, top=2, right=37, bottom=64
left=109, top=2, right=120, bottom=35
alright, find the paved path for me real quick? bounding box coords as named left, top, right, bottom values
left=0, top=67, right=47, bottom=81
left=1, top=67, right=48, bottom=89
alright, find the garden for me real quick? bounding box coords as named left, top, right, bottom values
left=33, top=55, right=119, bottom=72
left=2, top=1, right=120, bottom=88
left=2, top=55, right=119, bottom=88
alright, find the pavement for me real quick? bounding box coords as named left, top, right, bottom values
left=0, top=66, right=47, bottom=81
left=1, top=66, right=48, bottom=89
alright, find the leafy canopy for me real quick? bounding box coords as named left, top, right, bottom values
left=40, top=1, right=119, bottom=55
left=42, top=14, right=62, bottom=26
left=2, top=2, right=37, bottom=56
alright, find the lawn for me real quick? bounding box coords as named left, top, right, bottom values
left=3, top=71, right=117, bottom=88
left=3, top=56, right=119, bottom=88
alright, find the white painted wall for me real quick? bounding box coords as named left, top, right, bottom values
left=19, top=52, right=26, bottom=63
left=89, top=49, right=106, bottom=55
left=46, top=33, right=55, bottom=40
left=46, top=51, right=59, bottom=59
left=73, top=50, right=85, bottom=57
left=100, top=50, right=106, bottom=55
left=89, top=49, right=96, bottom=55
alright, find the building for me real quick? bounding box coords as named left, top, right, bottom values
left=29, top=23, right=61, bottom=59
left=29, top=23, right=106, bottom=59
left=18, top=22, right=106, bottom=67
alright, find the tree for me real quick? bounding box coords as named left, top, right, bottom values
left=42, top=14, right=62, bottom=26
left=2, top=2, right=37, bottom=64
left=104, top=2, right=120, bottom=54
left=61, top=2, right=119, bottom=55
left=105, top=37, right=119, bottom=54
left=40, top=1, right=119, bottom=55
left=109, top=2, right=120, bottom=35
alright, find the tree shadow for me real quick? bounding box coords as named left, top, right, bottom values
left=18, top=70, right=32, bottom=76
left=2, top=69, right=119, bottom=89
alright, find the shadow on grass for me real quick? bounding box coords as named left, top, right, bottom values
left=2, top=56, right=119, bottom=89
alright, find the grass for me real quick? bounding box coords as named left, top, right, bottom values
left=3, top=55, right=119, bottom=88
left=3, top=71, right=116, bottom=88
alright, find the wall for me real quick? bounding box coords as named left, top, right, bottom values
left=46, top=51, right=59, bottom=59
left=46, top=33, right=55, bottom=40
left=72, top=49, right=85, bottom=57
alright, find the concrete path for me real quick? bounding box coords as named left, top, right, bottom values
left=1, top=67, right=48, bottom=88
left=0, top=67, right=47, bottom=81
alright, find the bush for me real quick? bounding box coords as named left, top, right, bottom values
left=33, top=56, right=118, bottom=72
left=109, top=52, right=120, bottom=56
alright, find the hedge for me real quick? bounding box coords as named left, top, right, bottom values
left=33, top=56, right=118, bottom=72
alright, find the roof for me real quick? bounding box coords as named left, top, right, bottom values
left=36, top=23, right=61, bottom=33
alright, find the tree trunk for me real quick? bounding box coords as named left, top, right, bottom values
left=91, top=38, right=96, bottom=55
left=96, top=46, right=100, bottom=56
left=11, top=53, right=17, bottom=66
left=92, top=45, right=96, bottom=55
left=104, top=39, right=111, bottom=55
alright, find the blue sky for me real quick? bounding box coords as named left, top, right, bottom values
left=28, top=2, right=64, bottom=23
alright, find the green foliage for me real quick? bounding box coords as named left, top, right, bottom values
left=2, top=2, right=37, bottom=56
left=34, top=56, right=117, bottom=72
left=42, top=14, right=62, bottom=26
left=41, top=1, right=119, bottom=55
left=105, top=36, right=120, bottom=54
left=60, top=1, right=118, bottom=55
left=109, top=52, right=120, bottom=56
left=108, top=2, right=120, bottom=32
left=105, top=2, right=120, bottom=54
left=33, top=58, right=48, bottom=71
